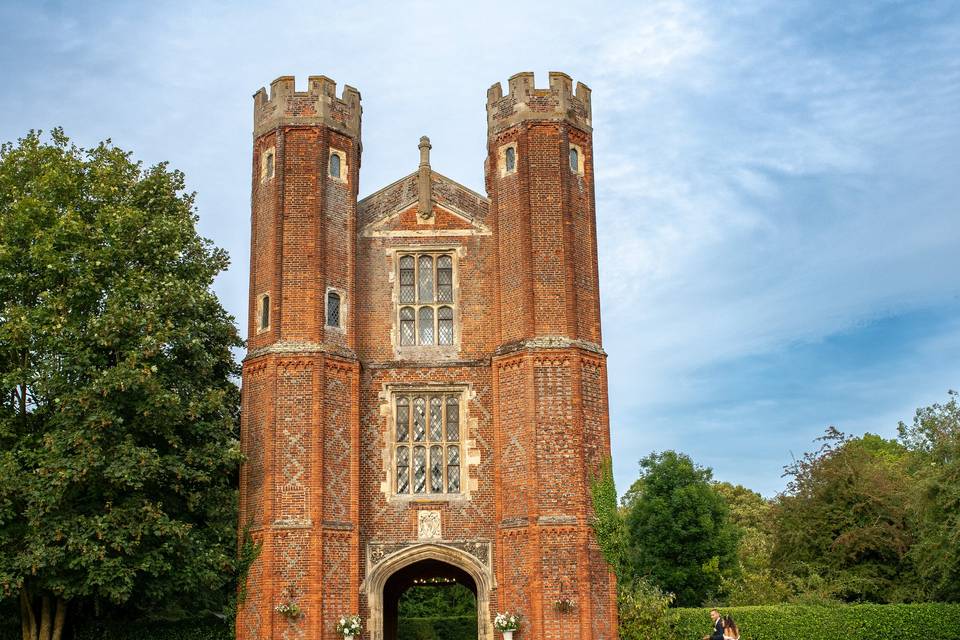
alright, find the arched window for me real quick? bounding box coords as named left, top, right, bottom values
left=418, top=307, right=434, bottom=345
left=326, top=291, right=341, bottom=328
left=438, top=306, right=453, bottom=345
left=399, top=256, right=415, bottom=303
left=569, top=147, right=579, bottom=172
left=258, top=294, right=270, bottom=331
left=265, top=152, right=274, bottom=178
left=417, top=255, right=434, bottom=302
left=437, top=255, right=453, bottom=302
left=399, top=307, right=415, bottom=345
left=505, top=146, right=516, bottom=172
left=329, top=152, right=341, bottom=179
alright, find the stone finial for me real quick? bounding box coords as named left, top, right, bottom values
left=417, top=136, right=433, bottom=221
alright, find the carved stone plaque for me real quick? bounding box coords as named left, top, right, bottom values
left=417, top=510, right=441, bottom=540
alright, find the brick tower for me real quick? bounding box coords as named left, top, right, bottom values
left=238, top=73, right=616, bottom=640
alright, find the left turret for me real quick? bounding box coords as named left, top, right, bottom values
left=240, top=75, right=363, bottom=640
left=248, top=75, right=362, bottom=352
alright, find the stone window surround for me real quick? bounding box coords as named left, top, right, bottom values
left=260, top=145, right=276, bottom=182
left=328, top=147, right=348, bottom=183
left=569, top=142, right=585, bottom=175
left=255, top=292, right=271, bottom=334
left=325, top=285, right=347, bottom=332
left=378, top=383, right=481, bottom=504
left=388, top=245, right=464, bottom=359
left=498, top=141, right=518, bottom=177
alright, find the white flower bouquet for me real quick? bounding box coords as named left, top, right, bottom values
left=494, top=612, right=522, bottom=632
left=336, top=614, right=362, bottom=637
left=274, top=602, right=302, bottom=619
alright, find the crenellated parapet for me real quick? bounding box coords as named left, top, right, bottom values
left=253, top=75, right=361, bottom=138
left=486, top=71, right=591, bottom=135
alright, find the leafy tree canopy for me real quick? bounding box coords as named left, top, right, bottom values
left=898, top=391, right=960, bottom=601
left=0, top=130, right=243, bottom=639
left=623, top=451, right=739, bottom=607
left=771, top=429, right=914, bottom=603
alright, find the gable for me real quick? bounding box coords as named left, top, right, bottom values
left=358, top=170, right=490, bottom=238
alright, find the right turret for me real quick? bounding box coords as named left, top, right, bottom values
left=486, top=71, right=601, bottom=349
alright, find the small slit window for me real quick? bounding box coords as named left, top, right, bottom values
left=329, top=152, right=341, bottom=179
left=326, top=291, right=341, bottom=328
left=569, top=147, right=578, bottom=172
left=505, top=146, right=516, bottom=173
left=258, top=294, right=270, bottom=332
left=266, top=152, right=274, bottom=178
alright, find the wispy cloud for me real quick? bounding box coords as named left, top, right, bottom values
left=1, top=0, right=957, bottom=496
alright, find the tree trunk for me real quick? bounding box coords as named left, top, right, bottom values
left=19, top=589, right=36, bottom=640
left=51, top=598, right=66, bottom=640
left=38, top=595, right=51, bottom=640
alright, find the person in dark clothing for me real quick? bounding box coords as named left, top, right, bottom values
left=702, top=609, right=724, bottom=640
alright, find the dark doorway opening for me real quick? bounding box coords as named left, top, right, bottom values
left=384, top=559, right=478, bottom=640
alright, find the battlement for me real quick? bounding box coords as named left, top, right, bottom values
left=486, top=71, right=591, bottom=134
left=253, top=75, right=361, bottom=138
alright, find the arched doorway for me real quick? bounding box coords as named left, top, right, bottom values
left=385, top=559, right=476, bottom=640
left=365, top=543, right=493, bottom=640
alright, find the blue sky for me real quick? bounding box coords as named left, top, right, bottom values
left=1, top=0, right=958, bottom=497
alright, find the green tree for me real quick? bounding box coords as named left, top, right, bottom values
left=0, top=130, right=243, bottom=639
left=899, top=390, right=960, bottom=602
left=771, top=429, right=915, bottom=603
left=623, top=451, right=739, bottom=606
left=713, top=482, right=793, bottom=605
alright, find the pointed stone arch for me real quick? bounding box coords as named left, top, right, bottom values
left=364, top=542, right=494, bottom=640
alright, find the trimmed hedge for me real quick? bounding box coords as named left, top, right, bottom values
left=669, top=604, right=960, bottom=640
left=398, top=615, right=477, bottom=640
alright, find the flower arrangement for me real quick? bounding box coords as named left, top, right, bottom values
left=554, top=597, right=575, bottom=613
left=494, top=612, right=522, bottom=632
left=274, top=602, right=302, bottom=619
left=336, top=614, right=362, bottom=637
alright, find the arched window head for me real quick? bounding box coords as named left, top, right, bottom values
left=504, top=146, right=516, bottom=173
left=329, top=152, right=341, bottom=179
left=258, top=294, right=270, bottom=332
left=326, top=291, right=341, bottom=328
left=569, top=147, right=579, bottom=172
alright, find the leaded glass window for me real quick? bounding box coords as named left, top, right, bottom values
left=505, top=146, right=516, bottom=173
left=394, top=391, right=463, bottom=495
left=399, top=256, right=415, bottom=303
left=569, top=147, right=579, bottom=172
left=396, top=252, right=456, bottom=347
left=326, top=291, right=341, bottom=328
left=329, top=152, right=341, bottom=179
left=438, top=306, right=453, bottom=345
left=418, top=307, right=434, bottom=344
left=437, top=256, right=453, bottom=302
left=413, top=446, right=426, bottom=494
left=397, top=446, right=409, bottom=493
left=400, top=307, right=415, bottom=345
